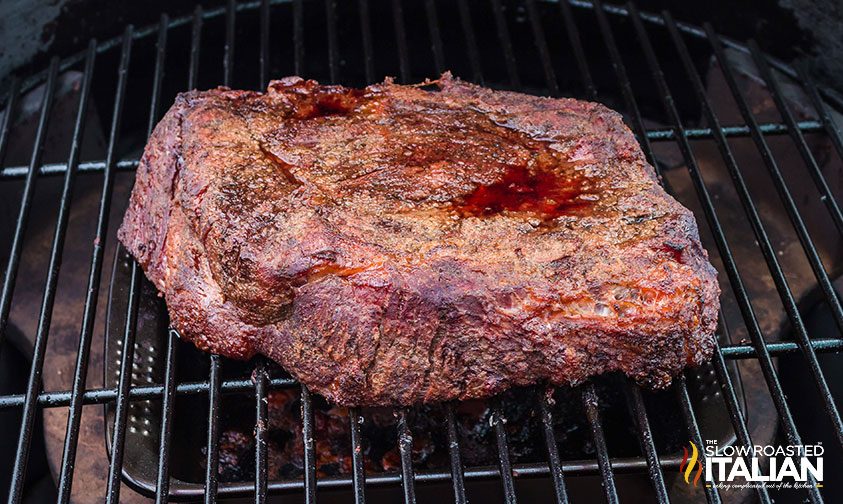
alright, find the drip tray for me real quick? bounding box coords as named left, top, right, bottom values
left=105, top=244, right=744, bottom=500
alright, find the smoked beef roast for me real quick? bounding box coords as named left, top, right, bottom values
left=118, top=74, right=720, bottom=406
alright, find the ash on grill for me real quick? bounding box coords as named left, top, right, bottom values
left=203, top=380, right=683, bottom=482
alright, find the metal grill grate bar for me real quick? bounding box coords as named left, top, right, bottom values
left=525, top=0, right=559, bottom=96
left=181, top=457, right=700, bottom=495
left=146, top=14, right=179, bottom=504
left=349, top=409, right=367, bottom=504
left=204, top=356, right=223, bottom=503
left=254, top=362, right=269, bottom=503
left=53, top=41, right=98, bottom=504
left=0, top=375, right=295, bottom=409
left=293, top=0, right=304, bottom=75
left=627, top=384, right=669, bottom=502
left=538, top=392, right=569, bottom=504
left=798, top=63, right=843, bottom=166
left=721, top=338, right=842, bottom=356
left=646, top=122, right=823, bottom=139
left=445, top=404, right=468, bottom=504
left=491, top=402, right=517, bottom=503
left=391, top=0, right=411, bottom=83
left=489, top=0, right=521, bottom=89
left=457, top=0, right=483, bottom=84
left=155, top=331, right=179, bottom=503
left=301, top=385, right=317, bottom=503
left=325, top=0, right=339, bottom=83
left=101, top=30, right=148, bottom=490
left=225, top=0, right=236, bottom=87
left=146, top=16, right=169, bottom=146
left=106, top=261, right=141, bottom=504
left=358, top=0, right=375, bottom=84
left=0, top=77, right=19, bottom=168
left=98, top=21, right=148, bottom=504
left=592, top=0, right=656, bottom=175
left=425, top=0, right=446, bottom=75
left=397, top=409, right=417, bottom=504
left=558, top=0, right=596, bottom=98
left=260, top=0, right=270, bottom=88
left=582, top=383, right=619, bottom=504
left=189, top=6, right=203, bottom=90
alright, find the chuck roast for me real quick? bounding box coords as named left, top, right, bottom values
left=118, top=74, right=719, bottom=406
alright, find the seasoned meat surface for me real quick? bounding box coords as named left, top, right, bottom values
left=118, top=74, right=719, bottom=406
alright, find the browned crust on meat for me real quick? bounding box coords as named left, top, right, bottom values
left=118, top=73, right=719, bottom=406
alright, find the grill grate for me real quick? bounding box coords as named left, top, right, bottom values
left=0, top=1, right=841, bottom=503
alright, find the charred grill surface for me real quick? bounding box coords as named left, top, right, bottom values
left=118, top=74, right=719, bottom=406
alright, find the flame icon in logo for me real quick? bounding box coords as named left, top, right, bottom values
left=680, top=441, right=703, bottom=486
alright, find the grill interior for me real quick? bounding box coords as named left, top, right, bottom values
left=0, top=0, right=841, bottom=503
